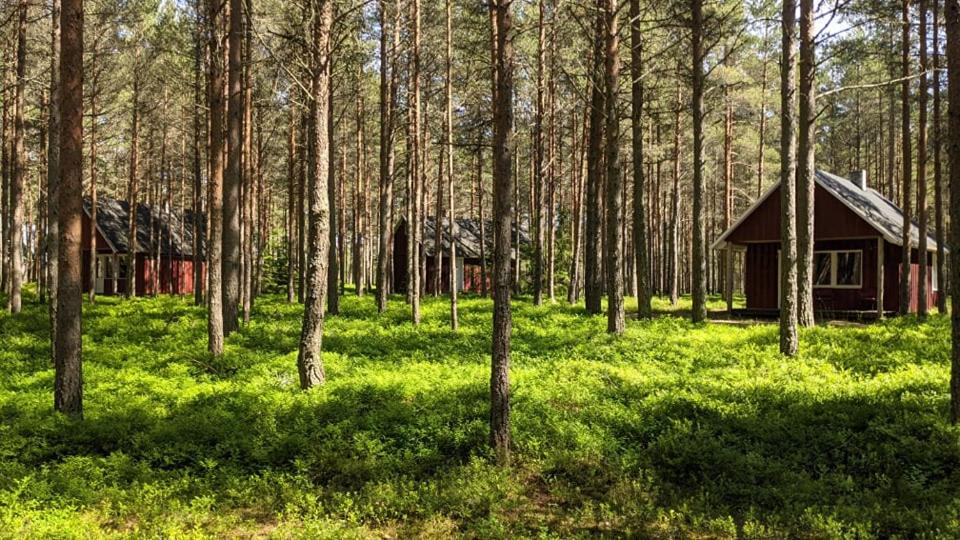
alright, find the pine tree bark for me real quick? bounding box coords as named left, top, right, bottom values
left=630, top=0, right=649, bottom=318
left=935, top=0, right=947, bottom=313
left=918, top=0, right=930, bottom=318
left=477, top=148, right=488, bottom=297
left=206, top=0, right=225, bottom=355
left=670, top=78, right=681, bottom=305
left=797, top=0, right=816, bottom=326
left=584, top=6, right=605, bottom=314
left=87, top=63, right=99, bottom=304
left=756, top=22, right=769, bottom=198
left=489, top=0, right=514, bottom=465
left=1, top=47, right=8, bottom=297
left=193, top=20, right=204, bottom=306
left=55, top=0, right=83, bottom=417
left=242, top=21, right=254, bottom=323
left=532, top=0, right=546, bottom=306
left=288, top=104, right=298, bottom=303
left=408, top=0, right=421, bottom=323
left=327, top=58, right=340, bottom=316
left=298, top=0, right=333, bottom=389
left=354, top=75, right=366, bottom=296
left=7, top=0, right=26, bottom=314
left=376, top=0, right=398, bottom=313
left=223, top=0, right=243, bottom=335
left=900, top=0, right=914, bottom=315
left=445, top=0, right=458, bottom=329
left=47, top=0, right=61, bottom=347
left=723, top=76, right=734, bottom=314
left=603, top=0, right=624, bottom=334
left=690, top=0, right=707, bottom=323
left=779, top=0, right=799, bottom=356
left=127, top=71, right=140, bottom=299
left=944, top=0, right=960, bottom=423
left=567, top=108, right=586, bottom=303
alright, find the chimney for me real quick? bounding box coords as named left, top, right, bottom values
left=849, top=170, right=868, bottom=191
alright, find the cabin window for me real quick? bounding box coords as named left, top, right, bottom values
left=814, top=253, right=832, bottom=286
left=812, top=250, right=862, bottom=289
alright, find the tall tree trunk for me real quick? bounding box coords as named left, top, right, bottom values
left=1, top=46, right=9, bottom=297
left=918, top=0, right=930, bottom=318
left=756, top=22, right=769, bottom=198
left=298, top=113, right=307, bottom=302
left=327, top=58, right=340, bottom=315
left=47, top=0, right=61, bottom=350
left=670, top=78, right=681, bottom=305
left=489, top=0, right=514, bottom=465
left=7, top=0, right=26, bottom=314
left=603, top=0, right=624, bottom=334
left=935, top=0, right=947, bottom=313
left=55, top=0, right=83, bottom=417
left=567, top=108, right=586, bottom=303
left=547, top=27, right=557, bottom=302
left=127, top=72, right=140, bottom=299
left=723, top=71, right=734, bottom=314
left=900, top=0, right=914, bottom=315
left=87, top=64, right=99, bottom=304
left=376, top=0, right=398, bottom=313
left=445, top=0, right=458, bottom=329
left=433, top=94, right=443, bottom=297
left=408, top=0, right=421, bottom=323
left=193, top=20, right=204, bottom=306
left=223, top=0, right=243, bottom=335
left=477, top=148, right=488, bottom=296
left=690, top=0, right=707, bottom=323
left=207, top=0, right=225, bottom=355
left=944, top=0, right=960, bottom=423
left=354, top=75, right=366, bottom=296
left=287, top=107, right=298, bottom=303
left=584, top=7, right=605, bottom=314
left=631, top=0, right=649, bottom=318
left=797, top=0, right=816, bottom=326
left=242, top=20, right=254, bottom=323
left=779, top=0, right=799, bottom=356
left=532, top=0, right=546, bottom=306
left=298, top=0, right=333, bottom=389
left=338, top=148, right=347, bottom=296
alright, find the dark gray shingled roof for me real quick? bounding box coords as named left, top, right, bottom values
left=83, top=196, right=206, bottom=258
left=815, top=170, right=938, bottom=250
left=713, top=170, right=939, bottom=251
left=411, top=216, right=530, bottom=259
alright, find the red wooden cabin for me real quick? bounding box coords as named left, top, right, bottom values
left=393, top=216, right=529, bottom=294
left=713, top=170, right=940, bottom=316
left=82, top=197, right=206, bottom=296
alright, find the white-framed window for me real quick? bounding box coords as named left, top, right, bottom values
left=812, top=250, right=863, bottom=289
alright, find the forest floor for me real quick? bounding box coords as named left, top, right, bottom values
left=1, top=287, right=959, bottom=538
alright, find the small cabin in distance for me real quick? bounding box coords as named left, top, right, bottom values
left=82, top=197, right=206, bottom=296
left=393, top=216, right=529, bottom=294
left=712, top=170, right=940, bottom=317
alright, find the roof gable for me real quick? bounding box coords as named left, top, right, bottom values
left=399, top=216, right=530, bottom=259
left=712, top=170, right=939, bottom=251
left=83, top=196, right=206, bottom=257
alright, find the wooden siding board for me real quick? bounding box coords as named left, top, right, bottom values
left=728, top=185, right=879, bottom=244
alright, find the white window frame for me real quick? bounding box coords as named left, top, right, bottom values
left=812, top=249, right=863, bottom=289
left=933, top=252, right=939, bottom=291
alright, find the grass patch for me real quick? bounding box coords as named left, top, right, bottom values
left=1, top=286, right=958, bottom=538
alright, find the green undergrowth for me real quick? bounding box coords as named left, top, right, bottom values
left=1, top=286, right=958, bottom=538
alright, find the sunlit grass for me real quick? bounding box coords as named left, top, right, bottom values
left=0, top=285, right=957, bottom=538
